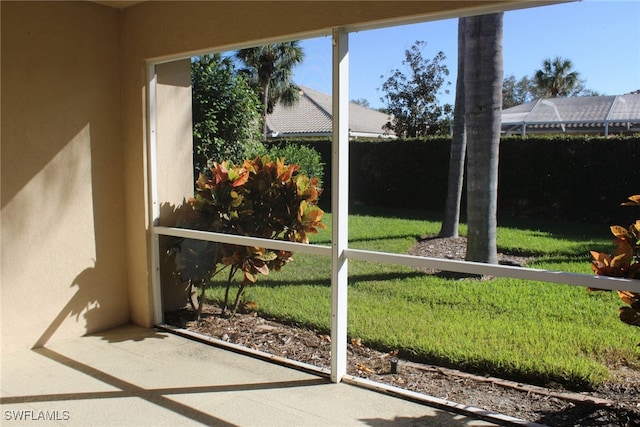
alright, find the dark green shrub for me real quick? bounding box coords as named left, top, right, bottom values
left=286, top=135, right=640, bottom=223
left=261, top=142, right=325, bottom=188
left=498, top=135, right=640, bottom=223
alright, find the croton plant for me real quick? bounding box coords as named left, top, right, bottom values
left=173, top=156, right=325, bottom=317
left=589, top=195, right=640, bottom=329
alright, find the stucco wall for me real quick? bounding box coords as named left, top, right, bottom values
left=1, top=1, right=129, bottom=353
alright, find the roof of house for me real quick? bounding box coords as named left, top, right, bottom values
left=266, top=86, right=395, bottom=138
left=501, top=93, right=640, bottom=135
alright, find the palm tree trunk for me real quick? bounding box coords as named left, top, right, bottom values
left=439, top=17, right=467, bottom=238
left=464, top=13, right=503, bottom=264
left=261, top=81, right=270, bottom=141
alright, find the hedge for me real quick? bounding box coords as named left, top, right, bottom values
left=274, top=135, right=639, bottom=224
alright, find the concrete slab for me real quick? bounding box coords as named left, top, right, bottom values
left=1, top=325, right=500, bottom=426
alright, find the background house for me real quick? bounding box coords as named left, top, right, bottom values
left=266, top=86, right=396, bottom=139
left=501, top=93, right=640, bottom=136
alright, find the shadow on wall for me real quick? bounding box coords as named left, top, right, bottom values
left=32, top=197, right=194, bottom=348
left=31, top=201, right=195, bottom=348
left=2, top=2, right=130, bottom=351
left=29, top=124, right=130, bottom=348
left=33, top=261, right=167, bottom=347
left=31, top=201, right=187, bottom=348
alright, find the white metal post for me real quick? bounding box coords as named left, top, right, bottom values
left=146, top=63, right=163, bottom=325
left=330, top=27, right=349, bottom=383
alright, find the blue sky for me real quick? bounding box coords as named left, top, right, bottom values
left=292, top=0, right=640, bottom=109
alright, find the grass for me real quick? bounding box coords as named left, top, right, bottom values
left=205, top=207, right=640, bottom=389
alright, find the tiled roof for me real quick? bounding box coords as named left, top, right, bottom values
left=501, top=93, right=640, bottom=134
left=266, top=86, right=395, bottom=138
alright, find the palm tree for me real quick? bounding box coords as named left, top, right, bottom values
left=534, top=56, right=579, bottom=97
left=439, top=17, right=467, bottom=238
left=464, top=12, right=503, bottom=264
left=236, top=42, right=304, bottom=140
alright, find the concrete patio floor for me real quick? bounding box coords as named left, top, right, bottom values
left=1, top=324, right=502, bottom=426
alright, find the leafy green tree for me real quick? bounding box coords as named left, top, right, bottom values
left=236, top=42, right=305, bottom=140
left=534, top=56, right=579, bottom=98
left=464, top=13, right=503, bottom=264
left=502, top=74, right=538, bottom=108
left=191, top=54, right=263, bottom=176
left=379, top=41, right=452, bottom=137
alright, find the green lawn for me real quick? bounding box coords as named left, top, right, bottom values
left=205, top=208, right=640, bottom=389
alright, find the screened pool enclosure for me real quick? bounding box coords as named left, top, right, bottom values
left=502, top=93, right=640, bottom=135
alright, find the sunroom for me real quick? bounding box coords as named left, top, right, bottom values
left=3, top=1, right=639, bottom=425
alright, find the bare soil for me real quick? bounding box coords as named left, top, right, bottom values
left=165, top=236, right=640, bottom=427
